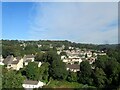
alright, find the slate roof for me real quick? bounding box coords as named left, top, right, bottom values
left=23, top=55, right=35, bottom=62
left=25, top=59, right=32, bottom=62
left=24, top=55, right=35, bottom=58
left=3, top=55, right=14, bottom=65
left=23, top=80, right=39, bottom=85
left=66, top=64, right=80, bottom=69
left=4, top=56, right=22, bottom=65
left=16, top=56, right=22, bottom=60
left=11, top=60, right=19, bottom=64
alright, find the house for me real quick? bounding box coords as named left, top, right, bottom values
left=22, top=80, right=45, bottom=89
left=3, top=55, right=14, bottom=69
left=0, top=55, right=4, bottom=62
left=66, top=64, right=80, bottom=72
left=63, top=55, right=82, bottom=64
left=37, top=44, right=42, bottom=48
left=23, top=55, right=35, bottom=66
left=49, top=44, right=53, bottom=48
left=87, top=57, right=96, bottom=64
left=10, top=57, right=23, bottom=70
left=34, top=61, right=42, bottom=67
left=0, top=55, right=4, bottom=65
left=20, top=43, right=26, bottom=47
left=61, top=55, right=67, bottom=60
left=3, top=55, right=23, bottom=70
left=98, top=53, right=106, bottom=56
left=38, top=62, right=42, bottom=67
left=69, top=46, right=74, bottom=49
left=86, top=51, right=92, bottom=58
left=57, top=50, right=62, bottom=55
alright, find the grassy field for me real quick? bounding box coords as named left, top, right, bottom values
left=44, top=80, right=96, bottom=88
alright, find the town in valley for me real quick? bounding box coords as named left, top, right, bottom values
left=0, top=40, right=120, bottom=89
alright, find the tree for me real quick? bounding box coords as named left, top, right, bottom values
left=39, top=62, right=50, bottom=83
left=35, top=52, right=44, bottom=62
left=60, top=52, right=68, bottom=57
left=93, top=67, right=107, bottom=87
left=94, top=55, right=108, bottom=70
left=105, top=59, right=120, bottom=87
left=2, top=70, right=24, bottom=88
left=78, top=61, right=93, bottom=85
left=24, top=45, right=36, bottom=54
left=67, top=71, right=78, bottom=82
left=25, top=62, right=39, bottom=80
left=45, top=50, right=60, bottom=64
left=49, top=59, right=68, bottom=80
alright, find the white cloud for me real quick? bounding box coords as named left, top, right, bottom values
left=29, top=2, right=118, bottom=44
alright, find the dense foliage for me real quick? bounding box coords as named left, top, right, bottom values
left=25, top=62, right=39, bottom=80
left=2, top=66, right=25, bottom=88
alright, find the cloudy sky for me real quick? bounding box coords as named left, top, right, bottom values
left=3, top=2, right=118, bottom=44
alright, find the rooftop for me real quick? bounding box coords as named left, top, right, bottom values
left=23, top=80, right=39, bottom=85
left=3, top=55, right=14, bottom=65
left=24, top=55, right=35, bottom=58
left=66, top=64, right=80, bottom=69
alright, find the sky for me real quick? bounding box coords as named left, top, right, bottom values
left=2, top=2, right=118, bottom=44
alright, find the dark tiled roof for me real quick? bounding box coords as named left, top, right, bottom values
left=3, top=55, right=14, bottom=65
left=23, top=55, right=35, bottom=62
left=11, top=60, right=19, bottom=64
left=25, top=59, right=32, bottom=62
left=24, top=55, right=35, bottom=58
left=16, top=56, right=22, bottom=60
left=23, top=80, right=39, bottom=85
left=4, top=56, right=22, bottom=65
left=66, top=64, right=80, bottom=69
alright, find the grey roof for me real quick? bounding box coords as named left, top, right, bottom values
left=3, top=55, right=14, bottom=65
left=12, top=57, right=22, bottom=64
left=23, top=80, right=39, bottom=85
left=11, top=60, right=19, bottom=64
left=25, top=59, right=32, bottom=62
left=66, top=64, right=80, bottom=69
left=4, top=56, right=22, bottom=65
left=23, top=55, right=35, bottom=62
left=24, top=55, right=35, bottom=58
left=16, top=56, right=22, bottom=60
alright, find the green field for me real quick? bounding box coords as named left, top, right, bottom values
left=44, top=80, right=96, bottom=88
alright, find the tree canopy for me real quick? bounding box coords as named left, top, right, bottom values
left=25, top=62, right=39, bottom=80
left=2, top=70, right=24, bottom=88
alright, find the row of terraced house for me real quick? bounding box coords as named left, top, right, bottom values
left=58, top=48, right=106, bottom=72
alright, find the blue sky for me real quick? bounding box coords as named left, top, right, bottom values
left=2, top=2, right=118, bottom=44
left=2, top=2, right=34, bottom=40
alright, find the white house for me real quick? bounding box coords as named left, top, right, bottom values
left=23, top=55, right=35, bottom=66
left=86, top=51, right=92, bottom=58
left=3, top=55, right=23, bottom=70
left=87, top=57, right=96, bottom=64
left=0, top=55, right=4, bottom=62
left=38, top=62, right=42, bottom=67
left=57, top=51, right=62, bottom=55
left=22, top=80, right=45, bottom=89
left=0, top=55, right=4, bottom=65
left=63, top=55, right=82, bottom=64
left=61, top=55, right=67, bottom=60
left=10, top=57, right=23, bottom=70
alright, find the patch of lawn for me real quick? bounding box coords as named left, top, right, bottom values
left=46, top=80, right=85, bottom=88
